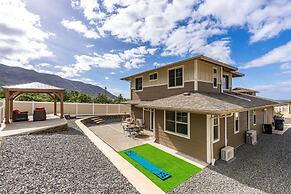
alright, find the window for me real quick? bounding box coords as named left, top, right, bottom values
left=234, top=112, right=239, bottom=133
left=213, top=68, right=218, bottom=88
left=253, top=110, right=256, bottom=125
left=223, top=75, right=229, bottom=90
left=135, top=77, right=143, bottom=91
left=168, top=67, right=183, bottom=88
left=149, top=73, right=158, bottom=81
left=165, top=111, right=189, bottom=138
left=213, top=116, right=220, bottom=143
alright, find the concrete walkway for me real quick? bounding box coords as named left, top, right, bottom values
left=89, top=122, right=155, bottom=151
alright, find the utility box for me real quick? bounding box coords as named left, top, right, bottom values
left=221, top=146, right=234, bottom=162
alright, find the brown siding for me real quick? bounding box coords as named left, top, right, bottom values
left=198, top=81, right=221, bottom=93
left=213, top=117, right=226, bottom=159
left=131, top=105, right=143, bottom=120
left=132, top=82, right=195, bottom=101
left=250, top=107, right=274, bottom=135
left=155, top=110, right=207, bottom=161
left=227, top=111, right=248, bottom=148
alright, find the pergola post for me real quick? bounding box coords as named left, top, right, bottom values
left=4, top=89, right=10, bottom=124
left=60, top=92, right=64, bottom=118
left=54, top=93, right=57, bottom=116
left=9, top=93, right=13, bottom=120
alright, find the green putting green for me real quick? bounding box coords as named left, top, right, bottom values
left=119, top=144, right=201, bottom=192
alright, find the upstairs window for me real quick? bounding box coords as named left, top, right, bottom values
left=253, top=110, right=256, bottom=125
left=165, top=111, right=189, bottom=137
left=135, top=77, right=143, bottom=91
left=234, top=112, right=240, bottom=134
left=149, top=73, right=158, bottom=81
left=169, top=67, right=183, bottom=87
left=223, top=75, right=229, bottom=90
left=213, top=67, right=218, bottom=88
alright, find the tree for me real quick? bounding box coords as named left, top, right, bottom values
left=64, top=91, right=92, bottom=103
left=0, top=89, right=4, bottom=99
left=93, top=94, right=112, bottom=104
left=113, top=94, right=127, bottom=104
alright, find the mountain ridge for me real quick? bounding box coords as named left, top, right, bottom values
left=0, top=64, right=116, bottom=98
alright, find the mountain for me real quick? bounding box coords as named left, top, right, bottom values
left=0, top=64, right=116, bottom=98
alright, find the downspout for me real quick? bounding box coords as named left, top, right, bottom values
left=223, top=113, right=233, bottom=147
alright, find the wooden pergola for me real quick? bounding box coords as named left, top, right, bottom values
left=2, top=82, right=65, bottom=124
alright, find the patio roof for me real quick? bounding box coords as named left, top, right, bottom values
left=136, top=92, right=279, bottom=115
left=2, top=82, right=64, bottom=93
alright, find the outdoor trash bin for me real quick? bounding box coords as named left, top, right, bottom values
left=273, top=116, right=284, bottom=131
left=263, top=124, right=272, bottom=134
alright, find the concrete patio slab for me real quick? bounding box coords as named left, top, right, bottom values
left=89, top=122, right=155, bottom=151
left=0, top=114, right=67, bottom=137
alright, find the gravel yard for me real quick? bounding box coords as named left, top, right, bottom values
left=171, top=130, right=291, bottom=194
left=0, top=120, right=139, bottom=194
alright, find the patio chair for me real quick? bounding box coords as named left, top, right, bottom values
left=33, top=107, right=46, bottom=121
left=12, top=109, right=28, bottom=122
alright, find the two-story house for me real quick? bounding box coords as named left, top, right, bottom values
left=121, top=55, right=278, bottom=164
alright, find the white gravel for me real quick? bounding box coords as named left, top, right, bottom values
left=0, top=121, right=139, bottom=194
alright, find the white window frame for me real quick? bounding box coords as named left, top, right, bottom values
left=149, top=72, right=158, bottom=81
left=164, top=110, right=190, bottom=139
left=213, top=67, right=218, bottom=88
left=253, top=110, right=257, bottom=126
left=234, top=112, right=240, bottom=134
left=135, top=76, right=143, bottom=92
left=213, top=116, right=220, bottom=143
left=167, top=65, right=184, bottom=89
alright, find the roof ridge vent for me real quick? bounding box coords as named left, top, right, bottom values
left=183, top=92, right=191, bottom=96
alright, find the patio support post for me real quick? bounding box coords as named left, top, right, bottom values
left=60, top=92, right=64, bottom=118
left=9, top=93, right=13, bottom=120
left=4, top=89, right=10, bottom=124
left=54, top=93, right=57, bottom=115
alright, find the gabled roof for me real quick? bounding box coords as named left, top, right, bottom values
left=136, top=92, right=279, bottom=115
left=233, top=87, right=258, bottom=93
left=2, top=82, right=64, bottom=92
left=121, top=55, right=243, bottom=80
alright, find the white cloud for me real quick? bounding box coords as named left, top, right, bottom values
left=71, top=0, right=105, bottom=21
left=85, top=44, right=95, bottom=48
left=0, top=0, right=53, bottom=68
left=58, top=46, right=157, bottom=78
left=61, top=19, right=99, bottom=39
left=242, top=41, right=291, bottom=68
left=253, top=80, right=291, bottom=94
left=110, top=72, right=116, bottom=75
left=105, top=76, right=109, bottom=80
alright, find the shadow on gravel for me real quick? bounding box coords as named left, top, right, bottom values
left=209, top=130, right=291, bottom=194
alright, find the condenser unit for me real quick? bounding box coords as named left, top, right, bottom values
left=246, top=130, right=257, bottom=145
left=221, top=146, right=234, bottom=162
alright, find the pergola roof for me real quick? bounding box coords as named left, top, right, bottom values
left=2, top=82, right=64, bottom=93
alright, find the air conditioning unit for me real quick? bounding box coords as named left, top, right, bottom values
left=246, top=130, right=257, bottom=145
left=221, top=146, right=234, bottom=162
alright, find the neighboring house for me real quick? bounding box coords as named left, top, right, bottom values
left=274, top=100, right=291, bottom=115
left=121, top=55, right=278, bottom=164
left=233, top=87, right=258, bottom=96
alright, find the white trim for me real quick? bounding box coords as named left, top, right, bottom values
left=263, top=108, right=268, bottom=124
left=163, top=110, right=190, bottom=139
left=150, top=109, right=155, bottom=131
left=220, top=67, right=223, bottom=93
left=224, top=116, right=228, bottom=147
left=234, top=112, right=240, bottom=134
left=194, top=60, right=198, bottom=91
left=149, top=72, right=158, bottom=81
left=253, top=110, right=257, bottom=126
left=206, top=115, right=211, bottom=164
left=167, top=65, right=184, bottom=89
left=212, top=67, right=218, bottom=89
left=247, top=110, right=251, bottom=130
left=134, top=76, right=143, bottom=92
left=143, top=83, right=166, bottom=88
left=212, top=116, right=220, bottom=143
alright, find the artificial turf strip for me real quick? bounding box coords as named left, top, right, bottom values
left=119, top=144, right=201, bottom=192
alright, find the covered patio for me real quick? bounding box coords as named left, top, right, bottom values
left=2, top=82, right=65, bottom=124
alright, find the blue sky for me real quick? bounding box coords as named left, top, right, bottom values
left=1, top=0, right=291, bottom=99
